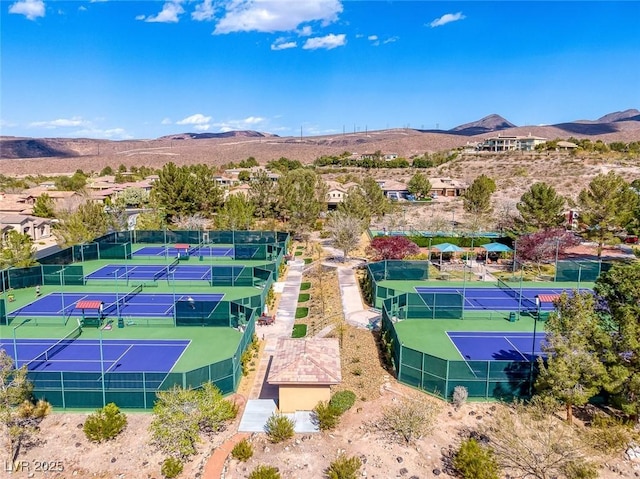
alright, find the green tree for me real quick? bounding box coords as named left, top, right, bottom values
left=215, top=194, right=255, bottom=230
left=594, top=261, right=640, bottom=420
left=463, top=174, right=496, bottom=216
left=134, top=210, right=166, bottom=230
left=150, top=383, right=237, bottom=459
left=338, top=187, right=372, bottom=225
left=32, top=193, right=56, bottom=218
left=276, top=169, right=327, bottom=234
left=116, top=187, right=149, bottom=208
left=325, top=211, right=364, bottom=261
left=53, top=201, right=114, bottom=246
left=249, top=170, right=277, bottom=219
left=1, top=350, right=51, bottom=463
left=535, top=292, right=609, bottom=424
left=151, top=163, right=223, bottom=223
left=99, top=166, right=114, bottom=176
left=516, top=182, right=566, bottom=231
left=83, top=403, right=127, bottom=442
left=407, top=172, right=432, bottom=200
left=361, top=176, right=392, bottom=218
left=54, top=171, right=87, bottom=191
left=577, top=171, right=638, bottom=257
left=238, top=171, right=251, bottom=182
left=0, top=231, right=37, bottom=269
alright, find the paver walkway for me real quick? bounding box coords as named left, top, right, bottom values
left=203, top=259, right=310, bottom=478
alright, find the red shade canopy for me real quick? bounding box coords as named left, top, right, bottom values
left=76, top=300, right=103, bottom=310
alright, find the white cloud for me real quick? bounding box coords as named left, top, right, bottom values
left=214, top=116, right=266, bottom=131
left=429, top=12, right=465, bottom=28
left=383, top=36, right=398, bottom=44
left=73, top=128, right=133, bottom=140
left=161, top=118, right=172, bottom=125
left=192, top=0, right=214, bottom=21
left=78, top=5, right=87, bottom=11
left=139, top=0, right=184, bottom=23
left=298, top=25, right=312, bottom=36
left=29, top=117, right=89, bottom=129
left=8, top=0, right=45, bottom=20
left=271, top=38, right=297, bottom=50
left=367, top=35, right=377, bottom=41
left=214, top=0, right=342, bottom=34
left=176, top=113, right=211, bottom=125
left=176, top=113, right=211, bottom=131
left=302, top=33, right=346, bottom=50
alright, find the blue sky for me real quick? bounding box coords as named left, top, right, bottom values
left=1, top=0, right=639, bottom=139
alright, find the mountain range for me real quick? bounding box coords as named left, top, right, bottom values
left=0, top=109, right=638, bottom=163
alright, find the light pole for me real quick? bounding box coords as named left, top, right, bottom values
left=58, top=268, right=66, bottom=322
left=114, top=268, right=121, bottom=319
left=99, top=327, right=106, bottom=407
left=529, top=296, right=541, bottom=396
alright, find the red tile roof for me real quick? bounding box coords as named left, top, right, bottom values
left=268, top=338, right=341, bottom=385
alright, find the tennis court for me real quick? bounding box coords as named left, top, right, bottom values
left=9, top=291, right=225, bottom=319
left=1, top=334, right=189, bottom=372
left=415, top=285, right=587, bottom=312
left=133, top=245, right=234, bottom=257
left=86, top=263, right=212, bottom=282
left=447, top=331, right=546, bottom=361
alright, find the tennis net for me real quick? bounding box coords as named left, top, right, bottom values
left=152, top=258, right=180, bottom=281
left=105, top=284, right=143, bottom=315
left=25, top=325, right=82, bottom=369
left=497, top=279, right=536, bottom=308
left=188, top=242, right=203, bottom=256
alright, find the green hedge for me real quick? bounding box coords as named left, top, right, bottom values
left=300, top=282, right=311, bottom=291
left=295, top=307, right=309, bottom=319
left=298, top=293, right=310, bottom=302
left=409, top=236, right=509, bottom=248
left=292, top=324, right=307, bottom=338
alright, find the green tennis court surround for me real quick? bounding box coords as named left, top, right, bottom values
left=0, top=230, right=289, bottom=409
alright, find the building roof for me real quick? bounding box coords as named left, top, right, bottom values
left=377, top=179, right=408, bottom=192
left=0, top=214, right=31, bottom=225
left=268, top=338, right=341, bottom=385
left=557, top=141, right=578, bottom=148
left=429, top=177, right=466, bottom=189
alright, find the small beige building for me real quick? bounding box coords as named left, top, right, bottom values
left=267, top=338, right=341, bottom=413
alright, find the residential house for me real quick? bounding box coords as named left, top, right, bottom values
left=376, top=179, right=409, bottom=201
left=267, top=338, right=341, bottom=413
left=477, top=134, right=547, bottom=152
left=0, top=214, right=51, bottom=241
left=429, top=178, right=467, bottom=197
left=556, top=141, right=578, bottom=151
left=0, top=192, right=32, bottom=216
left=325, top=180, right=360, bottom=209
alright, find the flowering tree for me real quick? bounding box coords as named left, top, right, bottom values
left=515, top=228, right=580, bottom=273
left=366, top=236, right=420, bottom=261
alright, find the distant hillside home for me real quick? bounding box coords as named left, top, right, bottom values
left=0, top=214, right=51, bottom=241
left=267, top=338, right=341, bottom=413
left=325, top=180, right=360, bottom=208
left=477, top=134, right=547, bottom=152
left=377, top=179, right=409, bottom=200
left=0, top=192, right=32, bottom=215
left=384, top=153, right=399, bottom=161
left=430, top=178, right=467, bottom=197
left=556, top=141, right=578, bottom=151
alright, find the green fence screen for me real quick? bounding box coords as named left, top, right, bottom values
left=0, top=298, right=6, bottom=325
left=555, top=260, right=611, bottom=282
left=42, top=265, right=85, bottom=285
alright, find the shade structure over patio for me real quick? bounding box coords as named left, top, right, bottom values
left=480, top=242, right=513, bottom=253
left=480, top=242, right=513, bottom=263
left=432, top=243, right=464, bottom=264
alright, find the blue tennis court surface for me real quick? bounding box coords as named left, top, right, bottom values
left=86, top=264, right=212, bottom=281
left=448, top=331, right=546, bottom=361
left=10, top=292, right=225, bottom=319
left=133, top=246, right=234, bottom=257
left=415, top=286, right=589, bottom=312
left=0, top=338, right=189, bottom=372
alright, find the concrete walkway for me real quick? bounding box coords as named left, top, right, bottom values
left=321, top=244, right=380, bottom=330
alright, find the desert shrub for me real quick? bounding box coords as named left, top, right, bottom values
left=264, top=413, right=295, bottom=443
left=379, top=397, right=440, bottom=444
left=326, top=453, right=362, bottom=479
left=561, top=461, right=598, bottom=479
left=312, top=401, right=340, bottom=431
left=330, top=390, right=356, bottom=415
left=585, top=414, right=637, bottom=454
left=231, top=438, right=253, bottom=461
left=452, top=386, right=468, bottom=410
left=83, top=403, right=127, bottom=443
left=248, top=465, right=281, bottom=479
left=161, top=457, right=183, bottom=478
left=453, top=438, right=500, bottom=479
